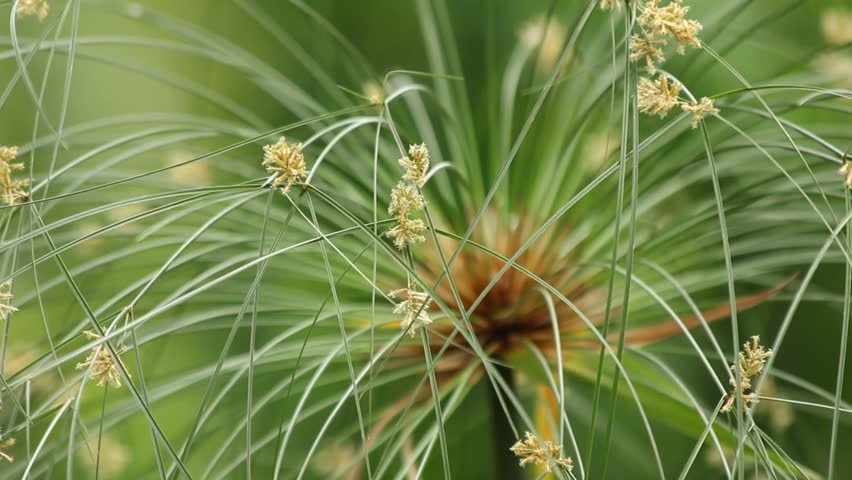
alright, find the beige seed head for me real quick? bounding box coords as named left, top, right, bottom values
left=0, top=146, right=30, bottom=206
left=389, top=287, right=432, bottom=336
left=262, top=137, right=308, bottom=194
left=638, top=75, right=683, bottom=118
left=821, top=8, right=852, bottom=46
left=0, top=281, right=17, bottom=320
left=519, top=17, right=568, bottom=71
left=76, top=433, right=129, bottom=476
left=721, top=336, right=771, bottom=413
left=510, top=432, right=573, bottom=473
left=681, top=96, right=719, bottom=128
left=16, top=0, right=48, bottom=21
left=76, top=331, right=130, bottom=388
left=386, top=217, right=427, bottom=250
left=639, top=0, right=702, bottom=53
left=630, top=34, right=667, bottom=74
left=840, top=161, right=852, bottom=189
left=0, top=433, right=14, bottom=463
left=399, top=143, right=430, bottom=187
left=600, top=0, right=622, bottom=11
left=363, top=82, right=385, bottom=106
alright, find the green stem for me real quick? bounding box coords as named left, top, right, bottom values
left=490, top=365, right=522, bottom=480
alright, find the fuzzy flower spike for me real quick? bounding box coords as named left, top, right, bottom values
left=389, top=286, right=433, bottom=336
left=682, top=96, right=719, bottom=128
left=76, top=331, right=130, bottom=388
left=638, top=75, right=682, bottom=118
left=0, top=430, right=14, bottom=463
left=0, top=146, right=30, bottom=205
left=399, top=143, right=430, bottom=187
left=386, top=143, right=430, bottom=250
left=262, top=137, right=308, bottom=194
left=839, top=158, right=852, bottom=189
left=722, top=335, right=772, bottom=413
left=16, top=0, right=49, bottom=21
left=0, top=281, right=17, bottom=320
left=510, top=432, right=573, bottom=473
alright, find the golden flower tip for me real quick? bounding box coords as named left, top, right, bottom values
left=0, top=145, right=30, bottom=206
left=840, top=160, right=852, bottom=189
left=388, top=182, right=425, bottom=219
left=519, top=17, right=568, bottom=71
left=262, top=137, right=308, bottom=194
left=639, top=0, right=702, bottom=54
left=630, top=34, right=667, bottom=74
left=0, top=281, right=17, bottom=320
left=510, top=432, right=573, bottom=473
left=638, top=75, right=682, bottom=118
left=0, top=434, right=14, bottom=463
left=363, top=82, right=385, bottom=106
left=386, top=145, right=431, bottom=250
left=389, top=287, right=432, bottom=336
left=821, top=8, right=852, bottom=46
left=76, top=331, right=130, bottom=389
left=681, top=96, right=719, bottom=128
left=722, top=335, right=771, bottom=413
left=600, top=0, right=622, bottom=11
left=16, top=0, right=48, bottom=21
left=399, top=143, right=430, bottom=187
left=386, top=217, right=427, bottom=250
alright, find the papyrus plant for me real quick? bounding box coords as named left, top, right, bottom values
left=0, top=0, right=851, bottom=478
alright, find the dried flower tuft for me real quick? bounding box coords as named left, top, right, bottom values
left=388, top=182, right=425, bottom=218
left=638, top=0, right=702, bottom=53
left=0, top=432, right=14, bottom=463
left=16, top=0, right=48, bottom=21
left=721, top=336, right=772, bottom=413
left=821, top=8, right=852, bottom=46
left=363, top=82, right=385, bottom=106
left=386, top=144, right=431, bottom=250
left=681, top=96, right=719, bottom=128
left=519, top=17, right=568, bottom=71
left=262, top=137, right=308, bottom=194
left=389, top=287, right=432, bottom=336
left=510, top=432, right=573, bottom=472
left=638, top=75, right=682, bottom=118
left=840, top=160, right=852, bottom=190
left=0, top=146, right=29, bottom=205
left=0, top=281, right=17, bottom=320
left=630, top=34, right=667, bottom=74
left=600, top=0, right=622, bottom=11
left=399, top=143, right=430, bottom=187
left=76, top=331, right=130, bottom=388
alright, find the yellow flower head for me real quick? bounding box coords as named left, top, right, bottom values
left=0, top=432, right=14, bottom=463
left=600, top=0, right=622, bottom=11
left=262, top=137, right=308, bottom=194
left=399, top=143, right=430, bottom=187
left=386, top=217, right=427, bottom=250
left=821, top=8, right=852, bottom=46
left=840, top=160, right=852, bottom=189
left=681, top=96, right=719, bottom=128
left=76, top=331, right=130, bottom=388
left=722, top=335, right=771, bottom=413
left=16, top=0, right=48, bottom=21
left=0, top=146, right=30, bottom=206
left=0, top=281, right=17, bottom=320
left=638, top=75, right=682, bottom=118
left=518, top=17, right=568, bottom=71
left=388, top=182, right=425, bottom=219
left=510, top=432, right=573, bottom=473
left=630, top=34, right=667, bottom=74
left=389, top=287, right=432, bottom=336
left=639, top=0, right=702, bottom=53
